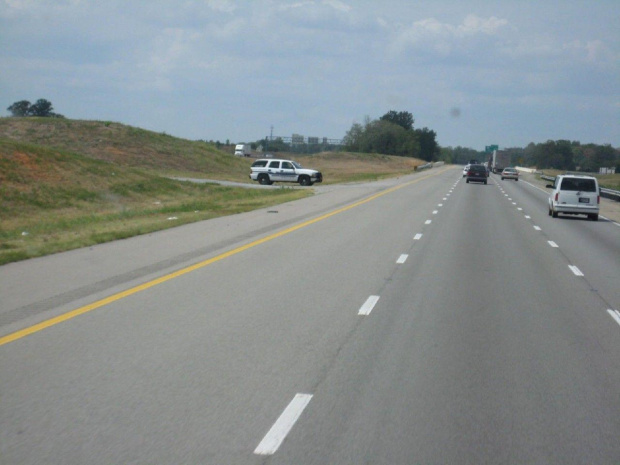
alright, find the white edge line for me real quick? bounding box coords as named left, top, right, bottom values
left=607, top=309, right=620, bottom=327
left=569, top=265, right=584, bottom=277
left=359, top=295, right=380, bottom=315
left=254, top=393, right=313, bottom=455
left=397, top=254, right=408, bottom=264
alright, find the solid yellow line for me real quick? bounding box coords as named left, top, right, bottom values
left=0, top=167, right=450, bottom=346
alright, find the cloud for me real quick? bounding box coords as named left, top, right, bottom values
left=390, top=14, right=509, bottom=58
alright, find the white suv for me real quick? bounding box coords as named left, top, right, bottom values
left=249, top=158, right=323, bottom=186
left=547, top=174, right=600, bottom=221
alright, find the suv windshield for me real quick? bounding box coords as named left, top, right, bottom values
left=560, top=178, right=597, bottom=192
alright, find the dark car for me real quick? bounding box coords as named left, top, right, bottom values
left=466, top=164, right=488, bottom=184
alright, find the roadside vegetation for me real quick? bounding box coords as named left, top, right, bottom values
left=0, top=118, right=425, bottom=265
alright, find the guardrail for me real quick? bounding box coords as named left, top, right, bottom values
left=540, top=175, right=620, bottom=202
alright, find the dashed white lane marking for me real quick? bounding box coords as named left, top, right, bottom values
left=254, top=393, right=313, bottom=456
left=414, top=233, right=423, bottom=240
left=432, top=210, right=438, bottom=215
left=548, top=241, right=559, bottom=248
left=517, top=208, right=523, bottom=211
left=569, top=265, right=584, bottom=277
left=443, top=197, right=447, bottom=200
left=397, top=254, right=408, bottom=264
left=608, top=309, right=620, bottom=327
left=358, top=295, right=380, bottom=315
left=533, top=226, right=541, bottom=231
left=425, top=220, right=432, bottom=224
left=525, top=215, right=531, bottom=219
left=438, top=203, right=443, bottom=207
left=512, top=202, right=517, bottom=205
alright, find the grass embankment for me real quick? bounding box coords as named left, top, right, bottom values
left=538, top=169, right=620, bottom=190
left=0, top=138, right=309, bottom=264
left=0, top=118, right=425, bottom=265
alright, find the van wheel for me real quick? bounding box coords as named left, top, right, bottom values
left=258, top=174, right=272, bottom=185
left=589, top=214, right=599, bottom=221
left=548, top=207, right=552, bottom=216
left=552, top=209, right=558, bottom=218
left=299, top=175, right=311, bottom=186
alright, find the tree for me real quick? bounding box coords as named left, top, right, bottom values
left=380, top=110, right=414, bottom=132
left=6, top=98, right=64, bottom=118
left=7, top=100, right=31, bottom=117
left=415, top=127, right=439, bottom=162
left=29, top=99, right=54, bottom=117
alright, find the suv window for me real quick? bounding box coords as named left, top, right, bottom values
left=251, top=160, right=268, bottom=168
left=281, top=161, right=294, bottom=169
left=560, top=178, right=597, bottom=192
left=268, top=161, right=280, bottom=169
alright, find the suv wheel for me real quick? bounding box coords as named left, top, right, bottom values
left=299, top=175, right=311, bottom=186
left=258, top=174, right=272, bottom=185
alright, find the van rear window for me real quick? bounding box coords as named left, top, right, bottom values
left=560, top=178, right=597, bottom=192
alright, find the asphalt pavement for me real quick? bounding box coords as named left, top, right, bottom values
left=1, top=166, right=619, bottom=464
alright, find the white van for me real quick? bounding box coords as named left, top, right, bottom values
left=547, top=174, right=600, bottom=221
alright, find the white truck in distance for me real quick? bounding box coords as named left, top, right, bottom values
left=234, top=144, right=251, bottom=157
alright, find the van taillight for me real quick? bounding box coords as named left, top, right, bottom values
left=555, top=193, right=559, bottom=202
left=597, top=195, right=600, bottom=204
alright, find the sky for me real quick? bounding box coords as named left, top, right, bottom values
left=1, top=0, right=619, bottom=150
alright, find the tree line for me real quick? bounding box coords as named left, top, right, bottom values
left=441, top=141, right=619, bottom=173
left=342, top=111, right=439, bottom=162
left=7, top=99, right=64, bottom=118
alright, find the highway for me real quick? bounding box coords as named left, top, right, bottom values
left=1, top=166, right=619, bottom=464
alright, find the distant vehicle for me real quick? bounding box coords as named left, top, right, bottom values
left=234, top=144, right=251, bottom=157
left=468, top=159, right=479, bottom=165
left=547, top=174, right=599, bottom=221
left=462, top=164, right=470, bottom=177
left=491, top=150, right=511, bottom=173
left=501, top=167, right=519, bottom=181
left=465, top=164, right=488, bottom=184
left=249, top=158, right=323, bottom=186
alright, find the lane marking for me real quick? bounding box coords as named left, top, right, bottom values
left=525, top=215, right=531, bottom=219
left=254, top=393, right=313, bottom=456
left=608, top=310, right=620, bottom=327
left=438, top=203, right=443, bottom=207
left=358, top=295, right=380, bottom=315
left=0, top=167, right=453, bottom=347
left=432, top=210, right=438, bottom=215
left=533, top=226, right=541, bottom=231
left=425, top=220, right=432, bottom=224
left=569, top=265, right=584, bottom=277
left=517, top=208, right=523, bottom=211
left=414, top=233, right=423, bottom=240
left=548, top=241, right=559, bottom=248
left=397, top=254, right=408, bottom=264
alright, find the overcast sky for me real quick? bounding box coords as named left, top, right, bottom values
left=1, top=0, right=618, bottom=150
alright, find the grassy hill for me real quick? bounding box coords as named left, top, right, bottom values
left=0, top=117, right=425, bottom=265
